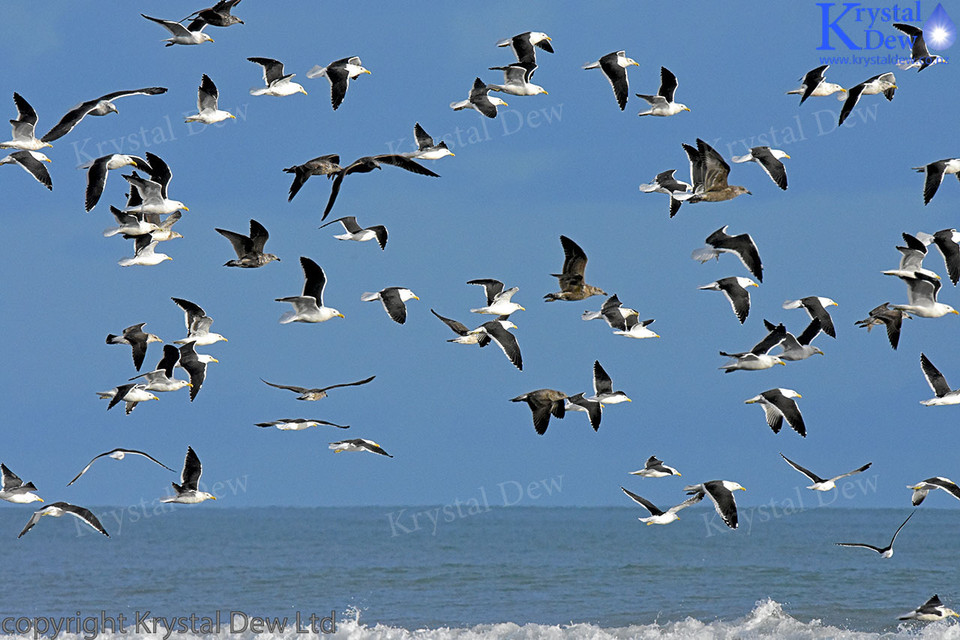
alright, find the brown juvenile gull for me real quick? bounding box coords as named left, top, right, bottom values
left=0, top=150, right=52, bottom=190
left=306, top=57, right=370, bottom=110
left=1, top=93, right=52, bottom=151
left=913, top=159, right=960, bottom=205
left=511, top=389, right=568, bottom=435
left=160, top=447, right=216, bottom=504
left=284, top=154, right=342, bottom=201
left=838, top=72, right=896, bottom=126
left=184, top=0, right=244, bottom=28
left=260, top=375, right=375, bottom=401
left=699, top=277, right=759, bottom=324
left=779, top=453, right=871, bottom=491
left=18, top=502, right=109, bottom=538
left=731, top=147, right=790, bottom=190
left=360, top=287, right=419, bottom=324
left=744, top=388, right=806, bottom=437
left=276, top=257, right=344, bottom=324
left=67, top=449, right=175, bottom=486
left=544, top=235, right=607, bottom=301
left=683, top=138, right=751, bottom=203
left=1, top=464, right=42, bottom=504
left=787, top=65, right=846, bottom=104
left=855, top=302, right=909, bottom=350
left=836, top=511, right=915, bottom=558
left=497, top=31, right=553, bottom=65
left=582, top=51, right=639, bottom=111
left=450, top=78, right=508, bottom=118
left=41, top=87, right=167, bottom=143
left=141, top=13, right=214, bottom=46
left=322, top=154, right=438, bottom=221
left=692, top=225, right=763, bottom=282
left=620, top=487, right=702, bottom=525
left=216, top=219, right=279, bottom=267
left=319, top=216, right=387, bottom=250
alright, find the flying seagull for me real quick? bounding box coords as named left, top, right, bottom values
left=787, top=64, right=846, bottom=104
left=564, top=393, right=602, bottom=431
left=899, top=595, right=960, bottom=621
left=276, top=257, right=344, bottom=324
left=883, top=232, right=939, bottom=280
left=836, top=511, right=915, bottom=558
left=117, top=234, right=172, bottom=267
left=284, top=154, right=342, bottom=201
left=41, top=87, right=167, bottom=143
left=544, top=235, right=607, bottom=301
left=613, top=315, right=660, bottom=340
left=127, top=345, right=191, bottom=394
left=783, top=296, right=838, bottom=338
left=638, top=169, right=692, bottom=218
left=699, top=277, right=759, bottom=324
left=855, top=302, right=908, bottom=350
left=141, top=13, right=214, bottom=46
left=184, top=0, right=244, bottom=28
left=403, top=123, right=454, bottom=160
left=838, top=72, right=896, bottom=126
left=468, top=279, right=525, bottom=316
left=329, top=439, right=393, bottom=458
left=719, top=322, right=787, bottom=373
left=81, top=154, right=147, bottom=211
left=306, top=56, right=370, bottom=110
left=635, top=66, right=690, bottom=117
left=620, top=486, right=702, bottom=525
left=18, top=502, right=109, bottom=538
left=511, top=389, right=568, bottom=435
left=256, top=419, right=349, bottom=430
left=177, top=342, right=216, bottom=402
left=764, top=318, right=825, bottom=361
left=919, top=353, right=960, bottom=406
left=496, top=31, right=553, bottom=65
left=779, top=453, right=871, bottom=491
left=321, top=154, right=438, bottom=221
left=430, top=309, right=522, bottom=369
left=693, top=225, right=764, bottom=282
left=0, top=150, right=52, bottom=190
left=684, top=481, right=746, bottom=530
left=913, top=159, right=960, bottom=205
left=916, top=229, right=960, bottom=284
left=1, top=464, right=42, bottom=504
left=319, top=216, right=387, bottom=250
left=361, top=287, right=419, bottom=324
left=589, top=361, right=631, bottom=405
left=683, top=139, right=751, bottom=203
left=216, top=219, right=280, bottom=267
left=731, top=147, right=790, bottom=191
left=745, top=389, right=806, bottom=437
left=122, top=152, right=187, bottom=215
left=97, top=383, right=159, bottom=415
left=907, top=477, right=960, bottom=506
left=260, top=375, right=375, bottom=401
left=582, top=294, right=640, bottom=331
left=172, top=297, right=227, bottom=345
left=629, top=456, right=681, bottom=478
left=487, top=62, right=548, bottom=96
left=450, top=78, right=508, bottom=118
left=889, top=271, right=958, bottom=318
left=1, top=93, right=52, bottom=151
left=66, top=449, right=175, bottom=486
left=106, top=323, right=162, bottom=371
left=582, top=50, right=639, bottom=110
left=185, top=74, right=235, bottom=124
left=248, top=57, right=307, bottom=97
left=160, top=447, right=216, bottom=503
left=893, top=23, right=946, bottom=71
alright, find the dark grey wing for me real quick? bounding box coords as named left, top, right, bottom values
left=320, top=215, right=362, bottom=233
left=260, top=379, right=310, bottom=394
left=248, top=219, right=270, bottom=253
left=703, top=481, right=739, bottom=529
left=658, top=66, right=679, bottom=102
left=467, top=279, right=505, bottom=305
left=315, top=375, right=377, bottom=393
left=17, top=508, right=49, bottom=538
left=683, top=143, right=704, bottom=189
left=799, top=65, right=828, bottom=105
left=216, top=227, right=252, bottom=258
left=838, top=82, right=865, bottom=126
left=248, top=57, right=285, bottom=85
left=620, top=486, right=664, bottom=516
left=835, top=542, right=883, bottom=553
left=717, top=277, right=751, bottom=324
left=327, top=64, right=350, bottom=110
left=431, top=309, right=470, bottom=336
left=65, top=452, right=113, bottom=486
left=1, top=463, right=26, bottom=491
left=299, top=257, right=327, bottom=303
left=178, top=344, right=206, bottom=401
left=893, top=23, right=930, bottom=61
left=751, top=322, right=786, bottom=355
left=752, top=147, right=788, bottom=190
left=379, top=288, right=407, bottom=324
left=568, top=393, right=600, bottom=430
left=779, top=453, right=824, bottom=484
left=927, top=478, right=960, bottom=501
left=727, top=233, right=763, bottom=282
left=40, top=97, right=96, bottom=142
left=180, top=447, right=203, bottom=490
left=559, top=235, right=588, bottom=279
left=593, top=360, right=613, bottom=396
left=413, top=122, right=434, bottom=150
left=321, top=170, right=346, bottom=220
left=360, top=441, right=393, bottom=458
left=144, top=152, right=172, bottom=197
left=369, top=225, right=388, bottom=250
left=97, top=87, right=168, bottom=103
left=107, top=384, right=136, bottom=411
left=932, top=230, right=960, bottom=284
left=197, top=74, right=220, bottom=112
left=769, top=391, right=805, bottom=437
left=156, top=344, right=180, bottom=377
left=922, top=161, right=947, bottom=205
left=482, top=321, right=522, bottom=371
left=85, top=156, right=111, bottom=211
left=888, top=510, right=915, bottom=546
left=599, top=52, right=629, bottom=110
left=373, top=154, right=441, bottom=177
left=171, top=297, right=206, bottom=332
left=802, top=297, right=836, bottom=338
left=920, top=353, right=951, bottom=397
left=796, top=317, right=823, bottom=346
left=10, top=150, right=52, bottom=190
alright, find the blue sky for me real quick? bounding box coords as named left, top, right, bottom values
left=2, top=1, right=959, bottom=511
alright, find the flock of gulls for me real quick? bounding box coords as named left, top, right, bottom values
left=2, top=1, right=959, bottom=624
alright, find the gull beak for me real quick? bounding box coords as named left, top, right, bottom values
left=42, top=157, right=52, bottom=163
left=229, top=114, right=236, bottom=119
left=186, top=383, right=193, bottom=387
left=211, top=357, right=219, bottom=363
left=784, top=154, right=791, bottom=159
left=952, top=309, right=959, bottom=315
left=795, top=393, right=803, bottom=398
left=449, top=152, right=455, bottom=156
left=518, top=306, right=526, bottom=311
left=165, top=256, right=173, bottom=261
left=413, top=295, right=420, bottom=300
left=745, top=191, right=753, bottom=195
left=364, top=69, right=372, bottom=74
left=739, top=487, right=746, bottom=491
left=778, top=361, right=786, bottom=366
left=37, top=497, right=44, bottom=502
left=181, top=206, right=190, bottom=211
left=749, top=282, right=759, bottom=287
left=676, top=473, right=681, bottom=477
left=684, top=107, right=691, bottom=112
left=44, top=142, right=53, bottom=148
left=338, top=313, right=345, bottom=318
left=210, top=496, right=217, bottom=500
left=301, top=88, right=308, bottom=95
left=545, top=36, right=552, bottom=41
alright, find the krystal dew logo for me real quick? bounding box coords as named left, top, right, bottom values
left=817, top=2, right=956, bottom=51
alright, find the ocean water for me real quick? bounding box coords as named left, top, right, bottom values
left=1, top=506, right=958, bottom=639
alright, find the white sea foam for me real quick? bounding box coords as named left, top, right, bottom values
left=1, top=602, right=959, bottom=640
